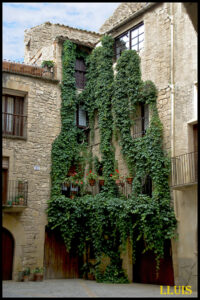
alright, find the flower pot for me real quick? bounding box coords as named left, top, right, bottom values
left=19, top=198, right=24, bottom=205
left=34, top=273, right=43, bottom=281
left=18, top=271, right=24, bottom=282
left=126, top=177, right=133, bottom=184
left=89, top=179, right=96, bottom=186
left=115, top=179, right=121, bottom=186
left=99, top=180, right=104, bottom=186
left=87, top=273, right=95, bottom=280
left=23, top=275, right=29, bottom=282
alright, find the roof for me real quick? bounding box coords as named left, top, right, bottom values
left=99, top=2, right=156, bottom=34
left=55, top=35, right=98, bottom=49
left=26, top=21, right=102, bottom=37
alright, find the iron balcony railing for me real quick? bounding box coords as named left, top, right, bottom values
left=171, top=151, right=198, bottom=187
left=132, top=116, right=149, bottom=139
left=2, top=112, right=27, bottom=138
left=2, top=180, right=28, bottom=206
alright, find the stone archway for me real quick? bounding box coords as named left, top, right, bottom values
left=3, top=214, right=26, bottom=280
left=2, top=227, right=14, bottom=280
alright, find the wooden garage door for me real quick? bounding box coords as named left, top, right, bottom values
left=133, top=239, right=174, bottom=286
left=44, top=227, right=79, bottom=279
left=2, top=228, right=14, bottom=280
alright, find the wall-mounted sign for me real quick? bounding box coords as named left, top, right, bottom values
left=34, top=165, right=40, bottom=171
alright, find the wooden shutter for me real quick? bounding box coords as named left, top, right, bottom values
left=14, top=96, right=24, bottom=136
left=75, top=59, right=86, bottom=89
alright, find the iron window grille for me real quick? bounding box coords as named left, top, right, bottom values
left=132, top=104, right=149, bottom=139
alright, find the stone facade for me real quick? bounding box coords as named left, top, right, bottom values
left=2, top=68, right=61, bottom=280
left=99, top=2, right=197, bottom=290
left=2, top=2, right=197, bottom=291
left=24, top=22, right=101, bottom=65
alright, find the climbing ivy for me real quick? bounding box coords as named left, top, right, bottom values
left=112, top=50, right=177, bottom=267
left=82, top=36, right=117, bottom=194
left=47, top=40, right=88, bottom=226
left=47, top=36, right=177, bottom=283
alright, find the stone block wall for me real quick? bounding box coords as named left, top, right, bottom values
left=24, top=22, right=101, bottom=67
left=3, top=2, right=197, bottom=287
left=3, top=71, right=61, bottom=280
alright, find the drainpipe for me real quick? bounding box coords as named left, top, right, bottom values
left=169, top=3, right=175, bottom=157
left=169, top=4, right=179, bottom=284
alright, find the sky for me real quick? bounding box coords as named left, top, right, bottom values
left=3, top=2, right=120, bottom=62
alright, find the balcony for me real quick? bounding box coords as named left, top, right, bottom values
left=2, top=180, right=28, bottom=212
left=2, top=112, right=27, bottom=138
left=171, top=152, right=198, bottom=189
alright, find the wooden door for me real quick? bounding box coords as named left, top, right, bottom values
left=133, top=239, right=174, bottom=286
left=44, top=227, right=79, bottom=279
left=2, top=228, right=14, bottom=280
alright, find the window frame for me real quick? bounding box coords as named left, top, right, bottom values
left=75, top=104, right=88, bottom=129
left=2, top=94, right=27, bottom=138
left=115, top=22, right=144, bottom=60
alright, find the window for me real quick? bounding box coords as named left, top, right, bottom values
left=142, top=175, right=152, bottom=197
left=75, top=58, right=86, bottom=89
left=75, top=105, right=87, bottom=128
left=75, top=105, right=89, bottom=144
left=115, top=22, right=144, bottom=59
left=2, top=94, right=26, bottom=138
left=132, top=103, right=149, bottom=138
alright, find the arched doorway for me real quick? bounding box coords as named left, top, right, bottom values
left=2, top=228, right=14, bottom=280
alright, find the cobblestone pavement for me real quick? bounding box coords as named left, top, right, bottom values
left=3, top=279, right=198, bottom=298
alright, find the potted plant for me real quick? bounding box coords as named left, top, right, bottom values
left=8, top=200, right=12, bottom=206
left=86, top=170, right=98, bottom=186
left=13, top=196, right=20, bottom=205
left=98, top=176, right=105, bottom=186
left=82, top=262, right=96, bottom=280
left=23, top=267, right=30, bottom=282
left=69, top=172, right=84, bottom=188
left=33, top=267, right=44, bottom=281
left=41, top=60, right=54, bottom=72
left=18, top=195, right=24, bottom=205
left=110, top=169, right=121, bottom=185
left=126, top=176, right=133, bottom=185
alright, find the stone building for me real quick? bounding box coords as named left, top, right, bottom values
left=2, top=2, right=197, bottom=291
left=99, top=2, right=198, bottom=289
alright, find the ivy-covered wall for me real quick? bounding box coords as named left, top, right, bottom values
left=47, top=35, right=177, bottom=283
